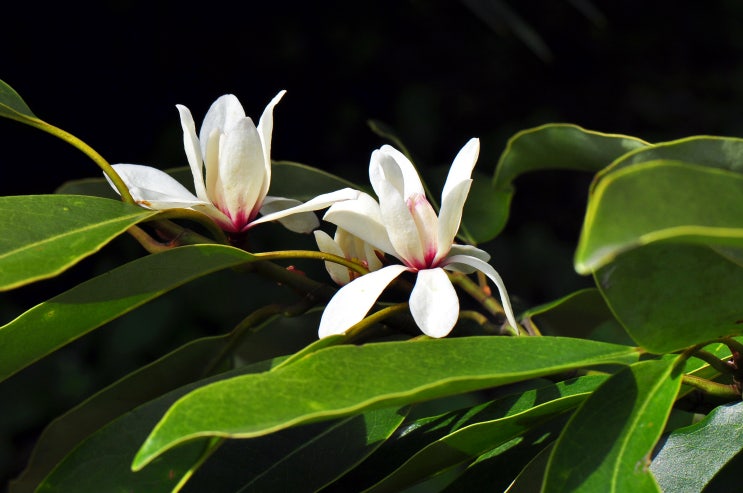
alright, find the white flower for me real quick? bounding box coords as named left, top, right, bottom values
left=107, top=91, right=358, bottom=233
left=318, top=138, right=518, bottom=338
left=314, top=224, right=384, bottom=285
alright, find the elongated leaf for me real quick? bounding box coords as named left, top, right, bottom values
left=0, top=78, right=36, bottom=120
left=0, top=195, right=156, bottom=290
left=595, top=242, right=743, bottom=353
left=365, top=375, right=606, bottom=492
left=0, top=244, right=256, bottom=382
left=185, top=407, right=407, bottom=492
left=651, top=402, right=743, bottom=493
left=132, top=337, right=640, bottom=469
left=576, top=160, right=743, bottom=274
left=31, top=358, right=283, bottom=493
left=543, top=358, right=682, bottom=492
left=489, top=124, right=648, bottom=237
left=504, top=442, right=554, bottom=493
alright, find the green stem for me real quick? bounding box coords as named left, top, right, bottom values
left=24, top=117, right=134, bottom=203
left=721, top=337, right=743, bottom=356
left=152, top=209, right=229, bottom=244
left=682, top=374, right=740, bottom=401
left=254, top=249, right=370, bottom=276
left=692, top=349, right=735, bottom=375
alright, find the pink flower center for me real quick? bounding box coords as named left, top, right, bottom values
left=406, top=193, right=439, bottom=269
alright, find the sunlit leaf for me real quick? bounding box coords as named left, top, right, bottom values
left=0, top=244, right=256, bottom=382
left=0, top=195, right=156, bottom=290
left=651, top=402, right=743, bottom=493
left=491, top=123, right=647, bottom=238
left=575, top=160, right=743, bottom=274
left=132, top=337, right=640, bottom=470
left=543, top=358, right=681, bottom=492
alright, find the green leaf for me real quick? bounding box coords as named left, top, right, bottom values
left=593, top=134, right=743, bottom=187
left=575, top=160, right=743, bottom=274
left=594, top=242, right=743, bottom=353
left=184, top=407, right=407, bottom=492
left=132, top=336, right=640, bottom=470
left=543, top=358, right=682, bottom=492
left=490, top=123, right=648, bottom=237
left=31, top=358, right=283, bottom=493
left=651, top=402, right=743, bottom=493
left=0, top=195, right=156, bottom=290
left=364, top=375, right=606, bottom=492
left=0, top=78, right=36, bottom=120
left=503, top=442, right=554, bottom=493
left=0, top=244, right=255, bottom=382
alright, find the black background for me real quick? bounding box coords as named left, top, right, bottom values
left=3, top=0, right=743, bottom=487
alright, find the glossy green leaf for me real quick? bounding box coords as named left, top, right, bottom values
left=504, top=442, right=554, bottom=493
left=364, top=375, right=606, bottom=492
left=490, top=123, right=648, bottom=237
left=0, top=78, right=36, bottom=120
left=0, top=194, right=156, bottom=290
left=651, top=402, right=743, bottom=493
left=185, top=407, right=407, bottom=492
left=32, top=358, right=283, bottom=493
left=595, top=242, right=743, bottom=353
left=575, top=160, right=743, bottom=274
left=132, top=336, right=640, bottom=470
left=593, top=135, right=743, bottom=188
left=0, top=244, right=256, bottom=382
left=543, top=358, right=682, bottom=492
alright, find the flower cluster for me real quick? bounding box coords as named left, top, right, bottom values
left=107, top=92, right=517, bottom=339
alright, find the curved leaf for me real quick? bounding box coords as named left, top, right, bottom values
left=595, top=242, right=743, bottom=353
left=490, top=123, right=648, bottom=237
left=593, top=134, right=743, bottom=188
left=543, top=358, right=681, bottom=492
left=576, top=160, right=743, bottom=274
left=0, top=244, right=256, bottom=382
left=651, top=402, right=743, bottom=493
left=0, top=195, right=156, bottom=290
left=132, top=337, right=641, bottom=470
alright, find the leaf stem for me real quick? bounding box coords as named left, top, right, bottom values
left=254, top=249, right=370, bottom=276
left=681, top=374, right=741, bottom=401
left=24, top=118, right=134, bottom=203
left=691, top=349, right=735, bottom=375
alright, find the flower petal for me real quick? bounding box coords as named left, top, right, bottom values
left=256, top=90, right=286, bottom=198
left=444, top=254, right=518, bottom=330
left=109, top=164, right=204, bottom=208
left=314, top=230, right=351, bottom=285
left=250, top=188, right=360, bottom=232
left=218, top=117, right=266, bottom=223
left=323, top=192, right=395, bottom=253
left=199, top=94, right=246, bottom=150
left=442, top=138, right=479, bottom=201
left=258, top=196, right=319, bottom=233
left=375, top=177, right=424, bottom=265
left=409, top=268, right=459, bottom=338
left=434, top=179, right=472, bottom=263
left=318, top=264, right=409, bottom=338
left=444, top=244, right=490, bottom=273
left=369, top=145, right=425, bottom=200
left=176, top=104, right=209, bottom=201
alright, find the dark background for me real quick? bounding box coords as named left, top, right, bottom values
left=3, top=0, right=743, bottom=487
